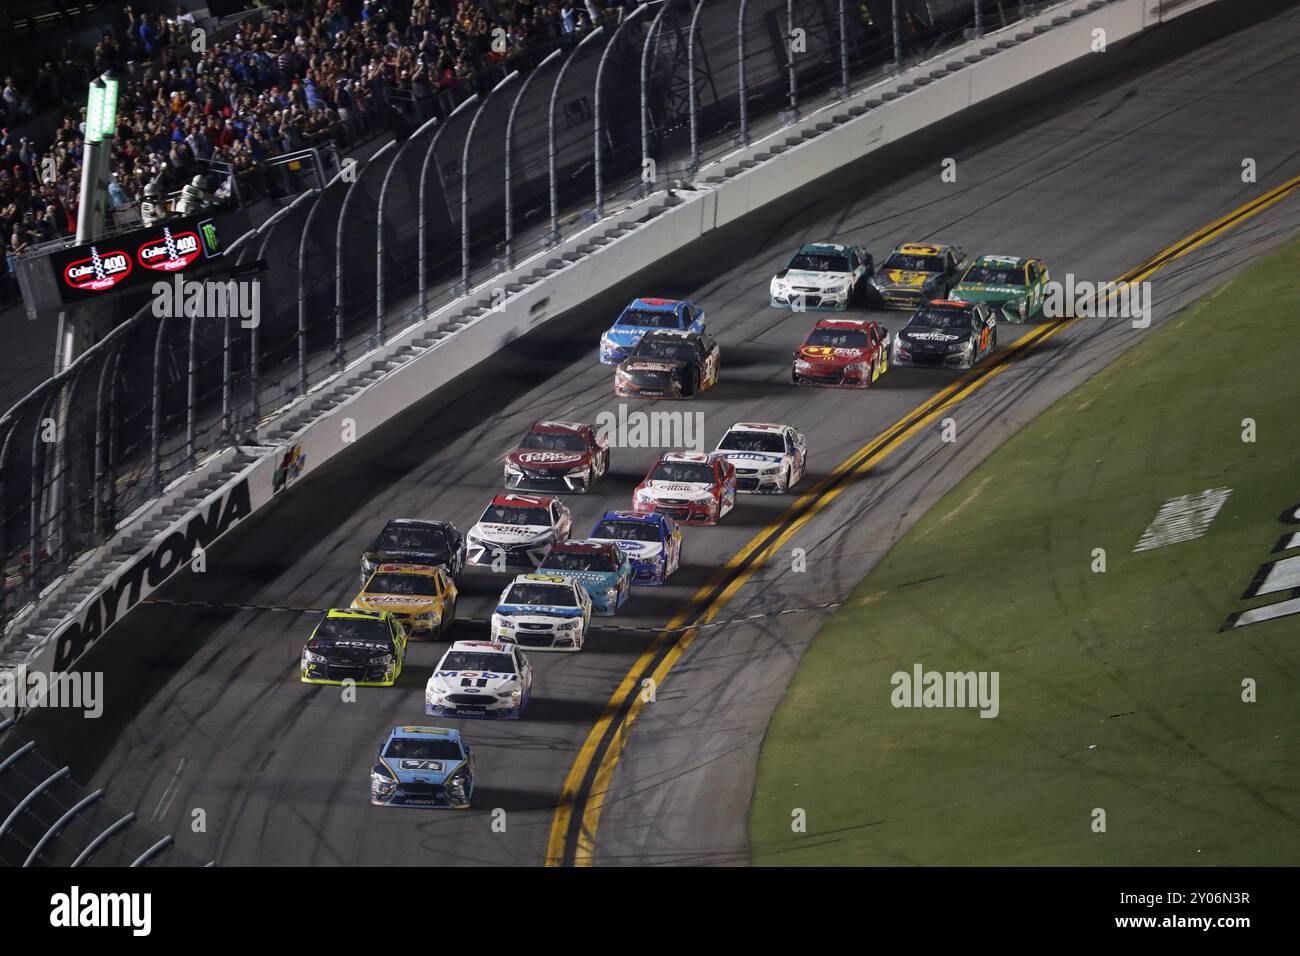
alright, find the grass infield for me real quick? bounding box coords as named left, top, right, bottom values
left=750, top=237, right=1300, bottom=865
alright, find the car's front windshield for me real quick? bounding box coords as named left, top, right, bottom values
left=439, top=651, right=516, bottom=673
left=480, top=505, right=548, bottom=526
left=884, top=253, right=944, bottom=273
left=504, top=583, right=577, bottom=607
left=789, top=253, right=849, bottom=273
left=648, top=461, right=713, bottom=484
left=519, top=431, right=587, bottom=451
left=718, top=431, right=785, bottom=453
left=364, top=573, right=439, bottom=597
left=633, top=338, right=695, bottom=362
left=618, top=308, right=681, bottom=329
left=962, top=264, right=1025, bottom=286
left=543, top=549, right=618, bottom=571
left=383, top=738, right=463, bottom=760
left=373, top=524, right=446, bottom=552
left=908, top=306, right=972, bottom=331
left=806, top=327, right=870, bottom=349
left=592, top=520, right=661, bottom=542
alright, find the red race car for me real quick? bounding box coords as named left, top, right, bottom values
left=632, top=452, right=736, bottom=525
left=791, top=317, right=891, bottom=388
left=504, top=420, right=610, bottom=494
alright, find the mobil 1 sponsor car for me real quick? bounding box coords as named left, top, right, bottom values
left=370, top=726, right=475, bottom=809
left=424, top=640, right=534, bottom=719
left=490, top=573, right=593, bottom=651
left=599, top=297, right=706, bottom=365
left=536, top=539, right=633, bottom=615
left=588, top=510, right=682, bottom=585
left=714, top=422, right=807, bottom=494
left=465, top=493, right=572, bottom=569
left=504, top=420, right=610, bottom=493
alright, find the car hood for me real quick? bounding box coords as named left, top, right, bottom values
left=470, top=523, right=554, bottom=544
left=950, top=284, right=1023, bottom=303
left=780, top=269, right=852, bottom=287
left=385, top=756, right=463, bottom=785
left=537, top=567, right=620, bottom=589
left=619, top=359, right=685, bottom=375
left=719, top=451, right=786, bottom=468
left=494, top=603, right=584, bottom=618
left=427, top=669, right=521, bottom=693
left=796, top=344, right=867, bottom=366
left=508, top=449, right=591, bottom=470
left=352, top=595, right=438, bottom=615
left=604, top=326, right=658, bottom=344
left=364, top=546, right=452, bottom=566
left=898, top=327, right=967, bottom=344
left=879, top=269, right=938, bottom=288
left=639, top=480, right=714, bottom=499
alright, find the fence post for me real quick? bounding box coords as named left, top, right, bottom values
left=738, top=0, right=749, bottom=145
left=419, top=95, right=478, bottom=313
left=151, top=317, right=167, bottom=492
left=786, top=0, right=798, bottom=120
left=30, top=390, right=57, bottom=586
left=505, top=50, right=561, bottom=271
left=688, top=0, right=708, bottom=176
left=595, top=4, right=652, bottom=220
left=462, top=71, right=519, bottom=294
left=550, top=28, right=605, bottom=245
left=185, top=305, right=198, bottom=469
left=892, top=0, right=902, bottom=71
left=377, top=118, right=437, bottom=347
left=839, top=0, right=849, bottom=98
left=975, top=0, right=983, bottom=38
left=641, top=2, right=673, bottom=193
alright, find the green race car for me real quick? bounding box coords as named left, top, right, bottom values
left=947, top=255, right=1050, bottom=323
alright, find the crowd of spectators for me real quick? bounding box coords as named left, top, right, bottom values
left=2, top=0, right=628, bottom=306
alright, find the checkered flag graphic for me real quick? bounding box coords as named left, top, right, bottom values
left=90, top=245, right=105, bottom=282
left=163, top=226, right=179, bottom=263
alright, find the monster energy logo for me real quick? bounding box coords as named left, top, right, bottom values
left=199, top=220, right=219, bottom=255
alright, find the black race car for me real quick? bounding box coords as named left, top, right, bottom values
left=613, top=329, right=721, bottom=399
left=891, top=299, right=997, bottom=369
left=360, top=518, right=466, bottom=587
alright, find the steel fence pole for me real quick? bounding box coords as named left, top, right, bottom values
left=505, top=50, right=561, bottom=271
left=839, top=0, right=849, bottom=97
left=786, top=0, right=798, bottom=119
left=738, top=0, right=749, bottom=145
left=892, top=0, right=902, bottom=71
left=0, top=420, right=14, bottom=614
left=549, top=28, right=605, bottom=245
left=377, top=118, right=437, bottom=346
left=151, top=317, right=167, bottom=492
left=30, top=390, right=57, bottom=585
left=185, top=305, right=198, bottom=469
left=596, top=4, right=652, bottom=220
left=299, top=178, right=343, bottom=397
left=641, top=2, right=673, bottom=191
left=462, top=71, right=519, bottom=294
left=221, top=315, right=232, bottom=436
left=419, top=95, right=478, bottom=313
left=975, top=0, right=983, bottom=38
left=92, top=343, right=118, bottom=540
left=688, top=0, right=708, bottom=176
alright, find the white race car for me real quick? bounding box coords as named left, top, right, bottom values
left=425, top=640, right=534, bottom=719
left=490, top=573, right=593, bottom=651
left=769, top=242, right=873, bottom=312
left=465, top=493, right=572, bottom=569
left=714, top=422, right=808, bottom=494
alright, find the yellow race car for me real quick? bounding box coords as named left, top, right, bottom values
left=868, top=242, right=968, bottom=310
left=351, top=563, right=458, bottom=639
left=300, top=608, right=408, bottom=687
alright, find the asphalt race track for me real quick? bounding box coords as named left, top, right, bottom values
left=19, top=0, right=1300, bottom=865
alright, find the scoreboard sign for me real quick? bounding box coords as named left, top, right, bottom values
left=48, top=216, right=223, bottom=304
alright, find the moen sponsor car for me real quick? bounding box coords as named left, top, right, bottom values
left=714, top=422, right=807, bottom=494
left=588, top=510, right=682, bottom=585
left=947, top=254, right=1050, bottom=323
left=424, top=641, right=534, bottom=719
left=633, top=452, right=736, bottom=525
left=792, top=318, right=891, bottom=388
left=351, top=564, right=458, bottom=638
left=490, top=573, right=593, bottom=651
left=599, top=297, right=706, bottom=364
left=370, top=726, right=475, bottom=809
left=300, top=608, right=408, bottom=687
left=868, top=242, right=967, bottom=310
left=537, top=540, right=633, bottom=615
left=504, top=420, right=610, bottom=493
left=465, top=494, right=572, bottom=568
left=64, top=247, right=133, bottom=292
left=769, top=242, right=873, bottom=311
left=359, top=518, right=465, bottom=587
left=892, top=299, right=998, bottom=369
left=137, top=227, right=202, bottom=272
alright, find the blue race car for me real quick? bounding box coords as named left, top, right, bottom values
left=537, top=539, right=633, bottom=615
left=599, top=298, right=706, bottom=365
left=370, top=726, right=475, bottom=809
left=587, top=511, right=683, bottom=585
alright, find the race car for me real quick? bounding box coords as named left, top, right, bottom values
left=370, top=726, right=474, bottom=809
left=359, top=518, right=465, bottom=588
left=351, top=563, right=457, bottom=639
left=868, top=242, right=967, bottom=310
left=769, top=242, right=874, bottom=311
left=424, top=640, right=534, bottom=719
left=714, top=422, right=807, bottom=494
left=465, top=493, right=572, bottom=569
left=892, top=299, right=997, bottom=369
left=300, top=608, right=408, bottom=687
left=588, top=510, right=683, bottom=585
left=633, top=451, right=736, bottom=525
left=490, top=573, right=593, bottom=651
left=504, top=420, right=610, bottom=494
left=599, top=297, right=707, bottom=365
left=947, top=254, right=1050, bottom=324
left=792, top=317, right=891, bottom=388
left=537, top=539, right=633, bottom=615
left=614, top=329, right=720, bottom=399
